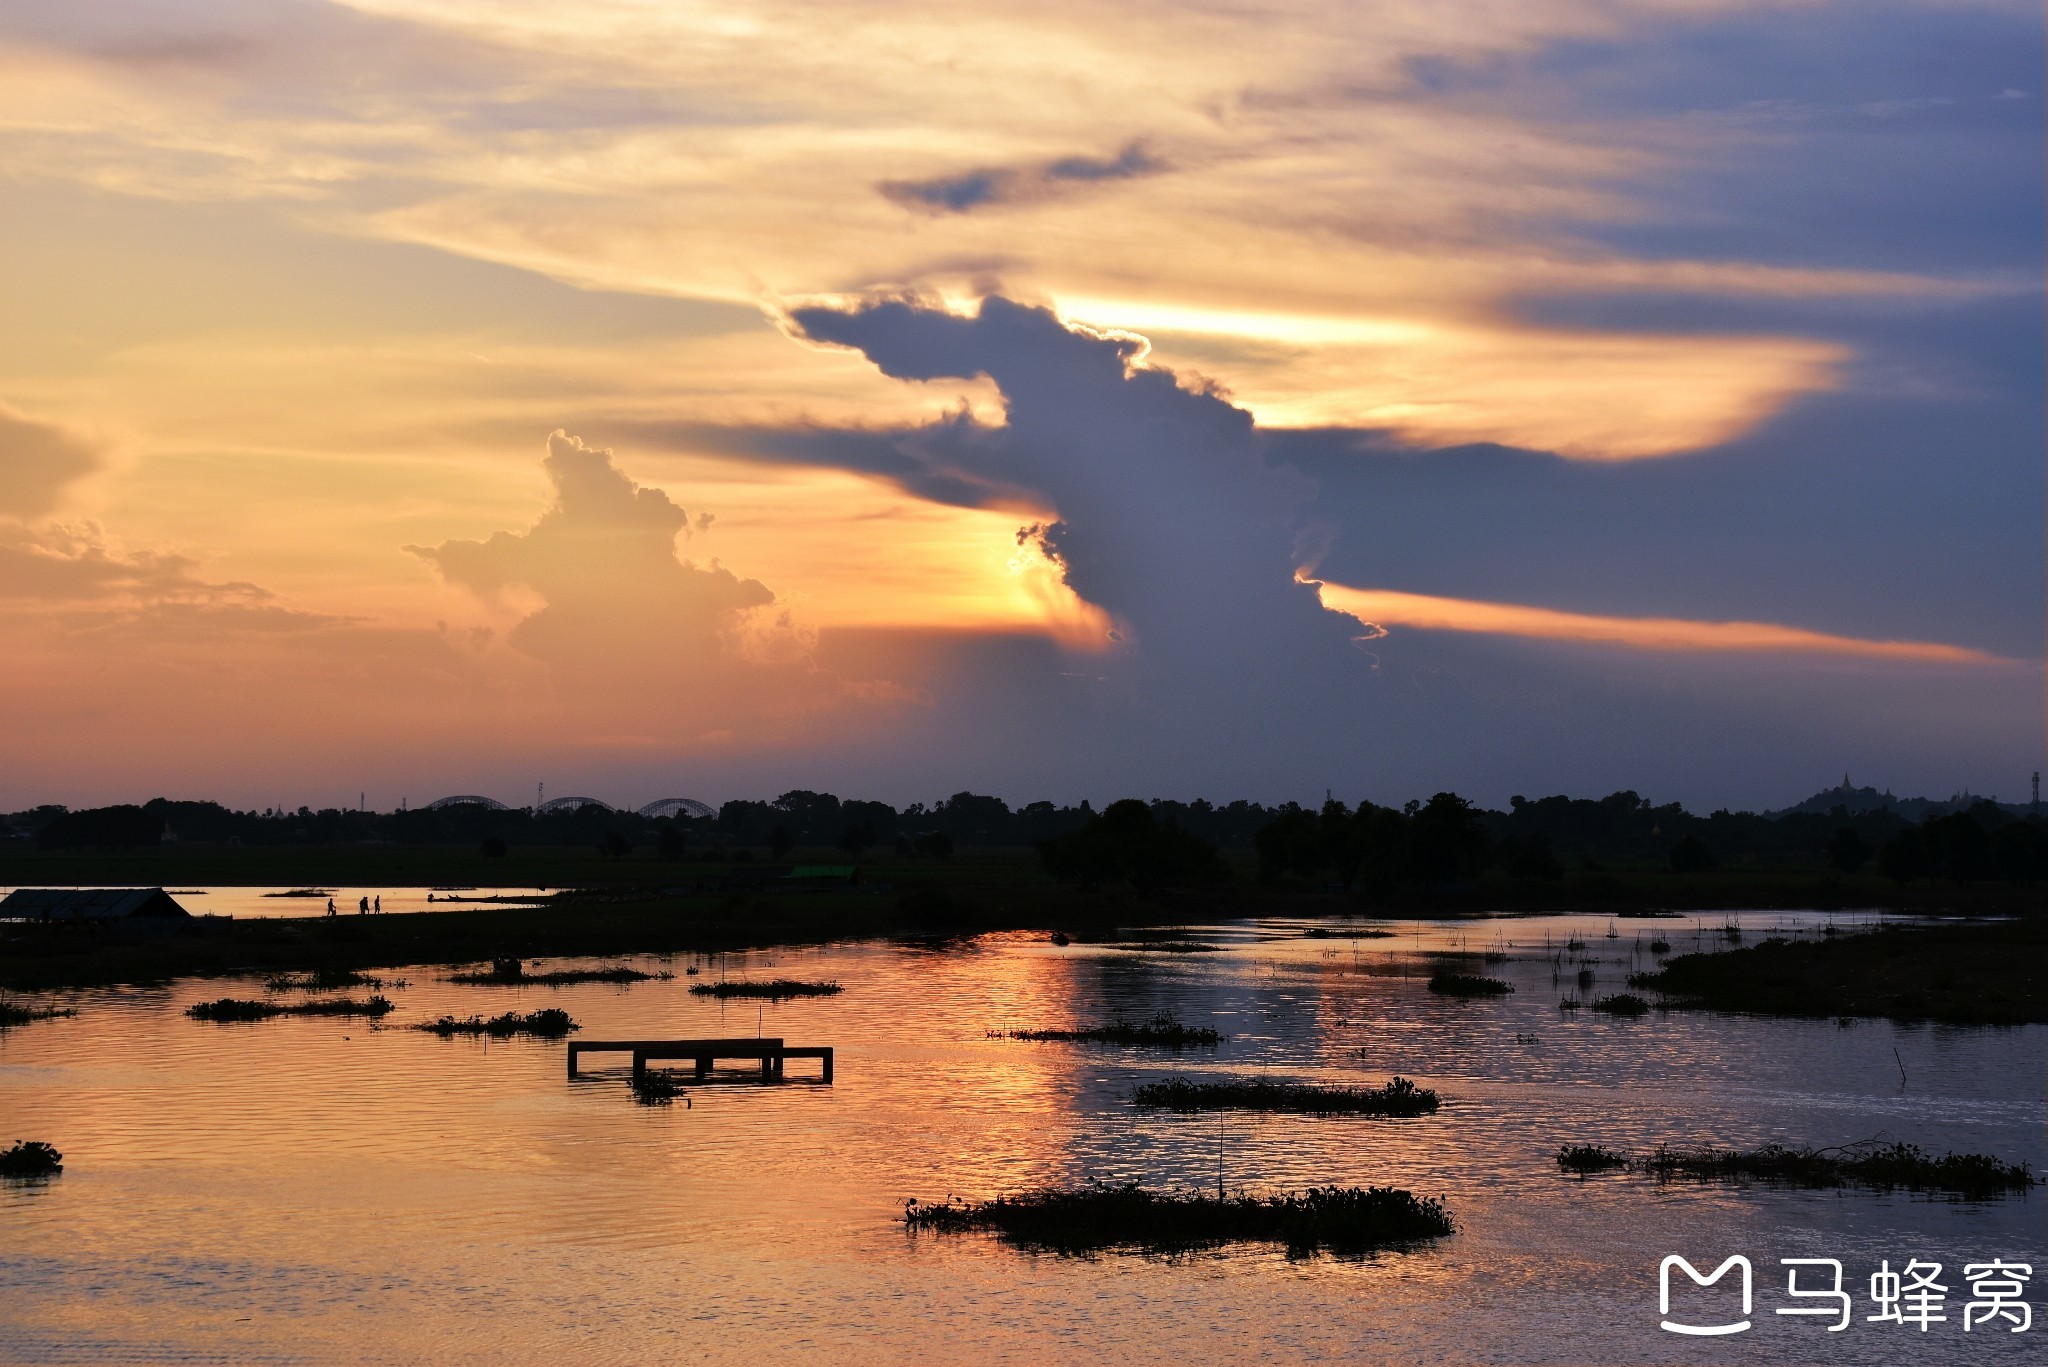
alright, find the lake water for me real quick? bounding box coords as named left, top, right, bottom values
left=2, top=911, right=2041, bottom=1364
left=0, top=887, right=555, bottom=920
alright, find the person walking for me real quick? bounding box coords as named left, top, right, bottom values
left=326, top=897, right=336, bottom=917
left=358, top=896, right=369, bottom=915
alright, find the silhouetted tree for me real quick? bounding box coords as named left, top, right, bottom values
left=480, top=835, right=508, bottom=859
left=1876, top=827, right=1925, bottom=884
left=837, top=823, right=875, bottom=856
left=769, top=825, right=793, bottom=862
left=1406, top=793, right=1489, bottom=887
left=656, top=822, right=688, bottom=860
left=914, top=831, right=954, bottom=859
left=1499, top=833, right=1565, bottom=881
left=599, top=830, right=632, bottom=860
left=1036, top=798, right=1225, bottom=891
left=1991, top=820, right=2048, bottom=881
left=37, top=805, right=163, bottom=850
left=1827, top=828, right=1870, bottom=876
left=1668, top=834, right=1717, bottom=874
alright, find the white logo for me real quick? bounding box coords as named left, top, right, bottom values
left=1661, top=1255, right=1754, bottom=1336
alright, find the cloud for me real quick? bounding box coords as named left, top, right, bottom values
left=0, top=519, right=347, bottom=633
left=879, top=142, right=1163, bottom=214
left=0, top=400, right=107, bottom=518
left=789, top=296, right=1356, bottom=701
left=1313, top=583, right=2007, bottom=665
left=407, top=430, right=780, bottom=676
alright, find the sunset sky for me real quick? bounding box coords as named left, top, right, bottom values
left=0, top=0, right=2040, bottom=812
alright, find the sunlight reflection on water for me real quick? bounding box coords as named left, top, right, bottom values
left=1, top=911, right=2040, bottom=1364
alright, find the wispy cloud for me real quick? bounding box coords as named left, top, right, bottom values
left=1314, top=583, right=2008, bottom=665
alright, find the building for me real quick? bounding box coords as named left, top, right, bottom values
left=0, top=887, right=193, bottom=932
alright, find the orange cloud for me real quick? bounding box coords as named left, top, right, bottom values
left=1312, top=582, right=2006, bottom=665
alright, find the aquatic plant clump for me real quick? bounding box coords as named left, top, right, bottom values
left=1590, top=994, right=1652, bottom=1017
left=1556, top=1145, right=1630, bottom=1174
left=414, top=1008, right=579, bottom=1038
left=1427, top=973, right=1514, bottom=998
left=632, top=1071, right=690, bottom=1106
left=1638, top=1141, right=2036, bottom=1198
left=263, top=968, right=387, bottom=992
left=188, top=995, right=395, bottom=1022
left=1557, top=1139, right=2034, bottom=1198
left=0, top=1000, right=77, bottom=1027
left=904, top=1182, right=1455, bottom=1257
left=0, top=1141, right=63, bottom=1177
left=1113, top=941, right=1224, bottom=953
left=1133, top=1075, right=1440, bottom=1116
left=689, top=979, right=843, bottom=1000
left=450, top=960, right=672, bottom=986
left=997, top=1014, right=1223, bottom=1047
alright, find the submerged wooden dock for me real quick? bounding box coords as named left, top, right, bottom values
left=567, top=1037, right=834, bottom=1083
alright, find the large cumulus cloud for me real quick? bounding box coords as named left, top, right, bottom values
left=788, top=297, right=1360, bottom=711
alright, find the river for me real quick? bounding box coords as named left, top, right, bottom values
left=2, top=911, right=2040, bottom=1364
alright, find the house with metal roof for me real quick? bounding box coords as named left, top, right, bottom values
left=0, top=887, right=192, bottom=930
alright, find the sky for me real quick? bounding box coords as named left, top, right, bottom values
left=0, top=0, right=2040, bottom=814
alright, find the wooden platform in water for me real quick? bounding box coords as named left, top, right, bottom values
left=567, top=1037, right=833, bottom=1083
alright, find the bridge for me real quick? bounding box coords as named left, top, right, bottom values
left=536, top=795, right=614, bottom=815
left=638, top=798, right=716, bottom=820
left=419, top=794, right=717, bottom=818
left=421, top=795, right=511, bottom=811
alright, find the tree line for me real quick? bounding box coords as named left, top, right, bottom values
left=8, top=788, right=2045, bottom=888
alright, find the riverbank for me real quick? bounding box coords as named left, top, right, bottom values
left=1633, top=915, right=2048, bottom=1024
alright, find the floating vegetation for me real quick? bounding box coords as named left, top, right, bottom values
left=1565, top=938, right=1586, bottom=952
left=1427, top=973, right=1514, bottom=998
left=1561, top=1141, right=2034, bottom=1199
left=1114, top=941, right=1224, bottom=953
left=1649, top=940, right=1672, bottom=954
left=689, top=979, right=843, bottom=1000
left=263, top=968, right=388, bottom=992
left=0, top=1000, right=76, bottom=1027
left=188, top=995, right=394, bottom=1022
left=1133, top=1076, right=1439, bottom=1117
left=1557, top=997, right=1583, bottom=1010
left=632, top=1072, right=691, bottom=1106
left=1590, top=993, right=1652, bottom=1017
left=414, top=1008, right=579, bottom=1038
left=1556, top=1144, right=1630, bottom=1174
left=903, top=1182, right=1455, bottom=1257
left=994, top=1014, right=1223, bottom=1047
left=449, top=958, right=671, bottom=986
left=0, top=1141, right=63, bottom=1178
left=1575, top=968, right=1595, bottom=989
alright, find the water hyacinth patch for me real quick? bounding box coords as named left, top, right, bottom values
left=995, top=1014, right=1223, bottom=1047
left=1557, top=1140, right=2035, bottom=1198
left=689, top=979, right=842, bottom=1000
left=0, top=1000, right=76, bottom=1027
left=903, top=1183, right=1455, bottom=1257
left=0, top=1141, right=63, bottom=1177
left=189, top=996, right=395, bottom=1022
left=450, top=959, right=672, bottom=986
left=1133, top=1076, right=1440, bottom=1116
left=1427, top=973, right=1514, bottom=998
left=414, top=1009, right=579, bottom=1038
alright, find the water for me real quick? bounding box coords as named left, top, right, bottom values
left=0, top=887, right=553, bottom=920
left=2, top=911, right=2040, bottom=1364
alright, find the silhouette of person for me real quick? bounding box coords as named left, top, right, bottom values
left=326, top=897, right=336, bottom=917
left=359, top=896, right=369, bottom=915
left=374, top=895, right=381, bottom=914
